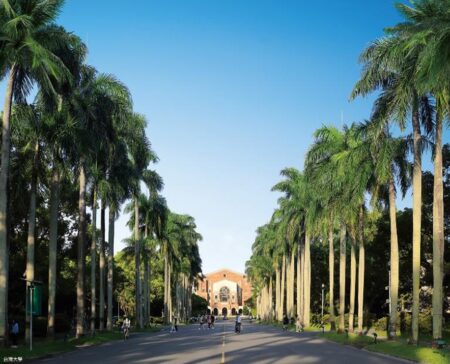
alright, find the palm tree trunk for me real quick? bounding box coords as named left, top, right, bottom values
left=290, top=252, right=295, bottom=318
left=106, top=208, right=114, bottom=330
left=164, top=243, right=169, bottom=324
left=285, top=255, right=290, bottom=317
left=304, top=231, right=311, bottom=327
left=90, top=187, right=97, bottom=332
left=329, top=223, right=336, bottom=331
left=268, top=275, right=273, bottom=320
left=338, top=222, right=346, bottom=333
left=168, top=260, right=172, bottom=322
left=411, top=101, right=422, bottom=345
left=147, top=255, right=154, bottom=324
left=25, top=141, right=39, bottom=342
left=47, top=165, right=60, bottom=337
left=0, top=65, right=16, bottom=343
left=99, top=203, right=106, bottom=330
left=432, top=103, right=444, bottom=340
left=357, top=207, right=365, bottom=335
left=388, top=178, right=399, bottom=339
left=76, top=163, right=87, bottom=338
left=143, top=252, right=149, bottom=325
left=280, top=254, right=286, bottom=318
left=300, top=241, right=305, bottom=325
left=134, top=198, right=142, bottom=328
left=275, top=266, right=280, bottom=321
left=349, top=233, right=356, bottom=333
left=296, top=243, right=301, bottom=322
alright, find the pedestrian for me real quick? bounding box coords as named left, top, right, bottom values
left=295, top=315, right=302, bottom=332
left=211, top=314, right=215, bottom=329
left=170, top=316, right=178, bottom=333
left=207, top=314, right=211, bottom=329
left=10, top=319, right=19, bottom=347
left=235, top=313, right=242, bottom=333
left=199, top=315, right=204, bottom=330
left=282, top=315, right=289, bottom=331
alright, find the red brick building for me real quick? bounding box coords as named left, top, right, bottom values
left=194, top=269, right=252, bottom=316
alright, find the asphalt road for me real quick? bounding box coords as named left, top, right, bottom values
left=40, top=320, right=408, bottom=364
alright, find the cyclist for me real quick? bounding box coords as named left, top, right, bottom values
left=122, top=316, right=131, bottom=340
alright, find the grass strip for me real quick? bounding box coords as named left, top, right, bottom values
left=323, top=332, right=449, bottom=364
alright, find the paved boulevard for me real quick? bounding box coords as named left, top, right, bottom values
left=41, top=320, right=407, bottom=363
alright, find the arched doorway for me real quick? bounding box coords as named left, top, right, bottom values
left=222, top=307, right=228, bottom=316
left=231, top=308, right=236, bottom=315
left=207, top=308, right=211, bottom=315
left=213, top=308, right=218, bottom=316
left=239, top=308, right=243, bottom=314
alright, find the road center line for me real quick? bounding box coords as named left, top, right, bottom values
left=221, top=324, right=225, bottom=364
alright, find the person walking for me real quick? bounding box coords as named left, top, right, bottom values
left=10, top=320, right=19, bottom=347
left=207, top=314, right=211, bottom=329
left=235, top=313, right=242, bottom=333
left=170, top=316, right=178, bottom=333
left=199, top=315, right=204, bottom=330
left=282, top=315, right=289, bottom=331
left=211, top=314, right=215, bottom=329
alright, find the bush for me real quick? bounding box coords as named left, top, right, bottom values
left=151, top=316, right=163, bottom=325
left=192, top=294, right=208, bottom=316
left=242, top=306, right=250, bottom=315
left=373, top=317, right=388, bottom=331
left=399, top=310, right=432, bottom=335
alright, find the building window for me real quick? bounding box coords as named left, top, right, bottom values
left=219, top=287, right=230, bottom=302
left=223, top=274, right=226, bottom=277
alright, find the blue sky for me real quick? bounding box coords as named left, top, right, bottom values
left=55, top=0, right=439, bottom=273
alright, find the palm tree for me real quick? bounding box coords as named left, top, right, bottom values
left=104, top=145, right=133, bottom=330
left=10, top=104, right=41, bottom=341
left=0, top=0, right=78, bottom=341
left=64, top=65, right=132, bottom=337
left=393, top=0, right=449, bottom=339
left=350, top=30, right=434, bottom=343
left=123, top=113, right=155, bottom=329
left=305, top=126, right=348, bottom=332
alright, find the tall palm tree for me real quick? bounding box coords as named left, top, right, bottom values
left=394, top=0, right=449, bottom=339
left=10, top=104, right=42, bottom=341
left=104, top=144, right=133, bottom=330
left=66, top=66, right=131, bottom=337
left=305, top=126, right=349, bottom=332
left=0, top=0, right=76, bottom=341
left=123, top=113, right=155, bottom=328
left=351, top=30, right=433, bottom=343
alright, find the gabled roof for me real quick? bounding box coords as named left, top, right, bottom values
left=203, top=268, right=246, bottom=278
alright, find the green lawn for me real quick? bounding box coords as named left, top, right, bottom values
left=323, top=332, right=450, bottom=364
left=0, top=326, right=164, bottom=361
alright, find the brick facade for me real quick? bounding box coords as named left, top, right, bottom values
left=194, top=269, right=252, bottom=315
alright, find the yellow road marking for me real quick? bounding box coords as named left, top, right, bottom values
left=221, top=324, right=225, bottom=364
